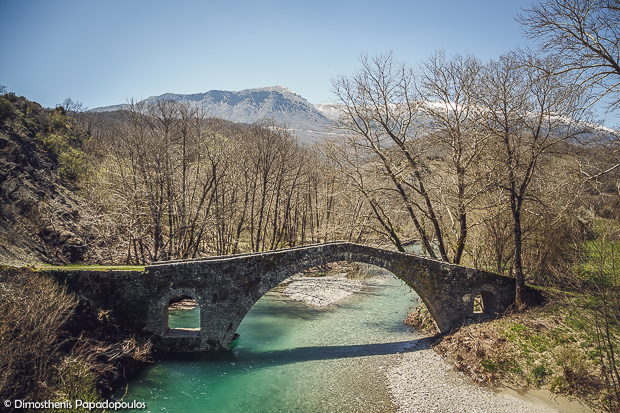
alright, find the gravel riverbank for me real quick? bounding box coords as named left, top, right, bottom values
left=386, top=339, right=595, bottom=413
left=279, top=273, right=595, bottom=412
left=280, top=272, right=367, bottom=306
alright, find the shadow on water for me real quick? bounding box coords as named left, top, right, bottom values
left=161, top=337, right=433, bottom=369
left=238, top=338, right=433, bottom=365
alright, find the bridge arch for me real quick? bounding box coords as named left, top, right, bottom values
left=143, top=242, right=517, bottom=352
left=214, top=245, right=447, bottom=350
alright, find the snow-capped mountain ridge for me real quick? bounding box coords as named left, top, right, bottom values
left=94, top=86, right=332, bottom=142
left=93, top=88, right=617, bottom=143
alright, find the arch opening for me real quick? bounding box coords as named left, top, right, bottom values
left=211, top=243, right=449, bottom=349
left=473, top=290, right=497, bottom=315
left=228, top=260, right=423, bottom=349
left=166, top=293, right=200, bottom=332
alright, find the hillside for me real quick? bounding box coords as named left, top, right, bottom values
left=0, top=94, right=90, bottom=265
left=0, top=88, right=348, bottom=265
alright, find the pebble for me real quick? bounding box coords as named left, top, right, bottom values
left=281, top=273, right=365, bottom=306
left=386, top=339, right=562, bottom=413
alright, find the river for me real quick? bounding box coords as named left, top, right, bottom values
left=114, top=269, right=421, bottom=412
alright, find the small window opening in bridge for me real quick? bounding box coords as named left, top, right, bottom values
left=167, top=294, right=200, bottom=331
left=473, top=291, right=497, bottom=315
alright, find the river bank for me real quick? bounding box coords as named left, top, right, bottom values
left=387, top=339, right=595, bottom=413
left=279, top=271, right=596, bottom=412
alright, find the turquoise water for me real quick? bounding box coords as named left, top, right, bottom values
left=115, top=272, right=420, bottom=412
left=168, top=305, right=200, bottom=329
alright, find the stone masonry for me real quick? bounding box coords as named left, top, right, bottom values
left=44, top=242, right=516, bottom=353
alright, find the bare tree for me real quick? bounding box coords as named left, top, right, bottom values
left=518, top=0, right=620, bottom=250
left=332, top=52, right=446, bottom=259
left=60, top=97, right=90, bottom=130
left=518, top=0, right=620, bottom=111
left=61, top=97, right=86, bottom=115
left=479, top=52, right=591, bottom=304
left=84, top=99, right=390, bottom=262
left=96, top=99, right=225, bottom=262
left=321, top=132, right=410, bottom=251
left=418, top=52, right=491, bottom=264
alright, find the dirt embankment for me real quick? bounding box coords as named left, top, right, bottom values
left=0, top=97, right=90, bottom=265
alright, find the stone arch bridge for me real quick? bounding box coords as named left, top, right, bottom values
left=46, top=242, right=516, bottom=353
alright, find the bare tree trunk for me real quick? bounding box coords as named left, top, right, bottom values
left=511, top=198, right=525, bottom=305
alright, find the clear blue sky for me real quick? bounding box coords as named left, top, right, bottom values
left=1, top=0, right=534, bottom=109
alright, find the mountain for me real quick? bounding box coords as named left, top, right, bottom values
left=94, top=86, right=338, bottom=143
left=314, top=103, right=344, bottom=121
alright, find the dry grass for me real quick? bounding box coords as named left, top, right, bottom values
left=0, top=266, right=153, bottom=412
left=0, top=266, right=78, bottom=404
left=404, top=302, right=439, bottom=334
left=432, top=300, right=608, bottom=410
